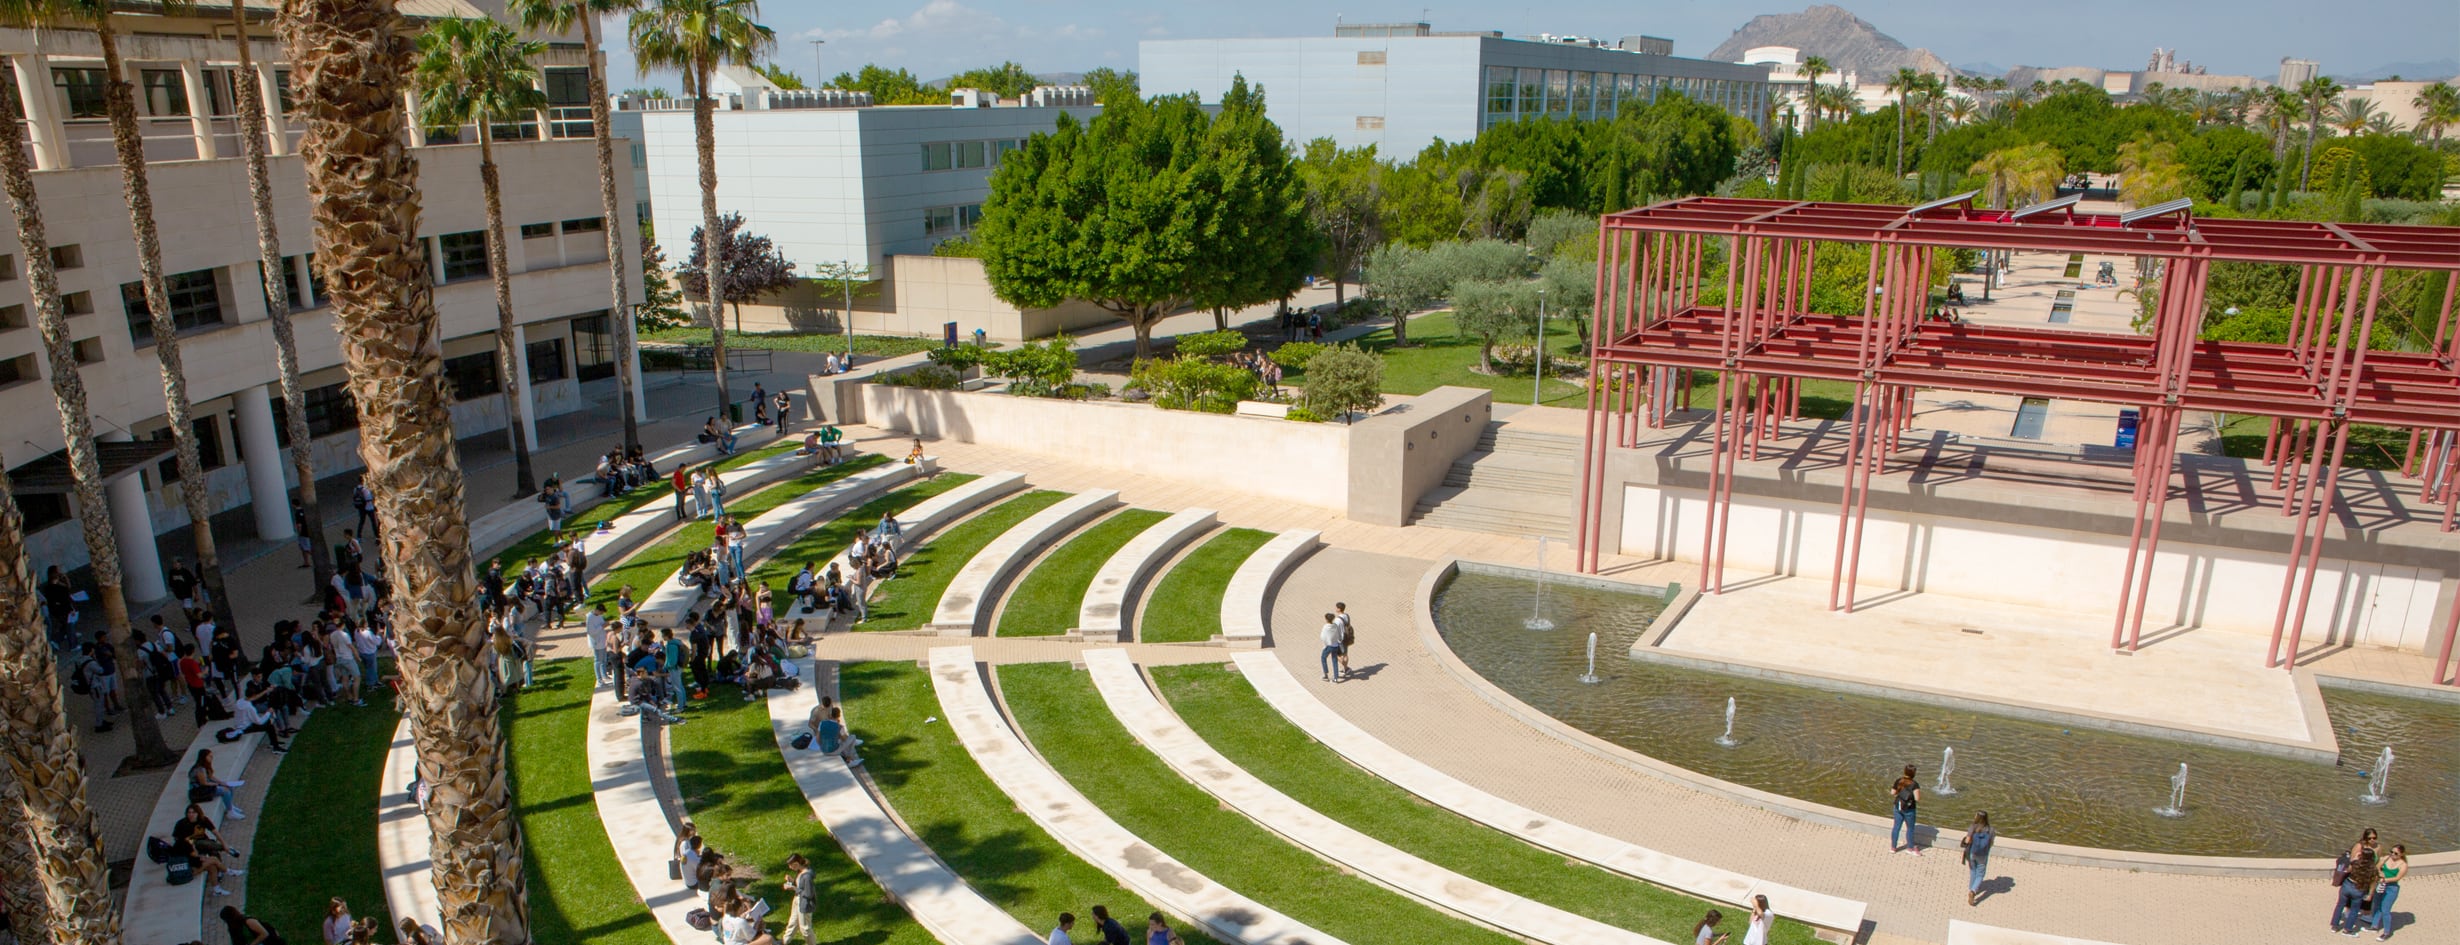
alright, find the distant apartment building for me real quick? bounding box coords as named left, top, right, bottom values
left=1140, top=22, right=1774, bottom=154
left=2279, top=58, right=2321, bottom=88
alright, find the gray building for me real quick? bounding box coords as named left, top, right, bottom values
left=1141, top=23, right=1772, bottom=154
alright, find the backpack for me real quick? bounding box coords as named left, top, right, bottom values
left=163, top=856, right=194, bottom=886
left=145, top=836, right=175, bottom=864
left=1340, top=619, right=1355, bottom=647
left=1894, top=781, right=1918, bottom=812
left=69, top=660, right=93, bottom=695
left=685, top=909, right=714, bottom=931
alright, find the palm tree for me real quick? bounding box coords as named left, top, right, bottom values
left=280, top=1, right=532, bottom=941
left=2297, top=75, right=2343, bottom=188
left=1798, top=55, right=1830, bottom=133
left=2411, top=81, right=2458, bottom=144
left=0, top=461, right=116, bottom=943
left=2260, top=86, right=2300, bottom=158
left=631, top=0, right=775, bottom=420
left=416, top=17, right=546, bottom=498
left=510, top=0, right=645, bottom=450
left=1886, top=67, right=1919, bottom=175
left=1944, top=95, right=1979, bottom=127
left=2365, top=114, right=2402, bottom=137
left=229, top=1, right=333, bottom=594
left=2332, top=96, right=2377, bottom=137
left=1972, top=142, right=2065, bottom=208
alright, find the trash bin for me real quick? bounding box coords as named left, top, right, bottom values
left=727, top=400, right=743, bottom=424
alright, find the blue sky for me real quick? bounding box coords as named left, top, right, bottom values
left=599, top=1, right=2458, bottom=90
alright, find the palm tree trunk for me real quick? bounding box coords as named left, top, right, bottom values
left=97, top=23, right=239, bottom=638
left=581, top=14, right=640, bottom=449
left=478, top=128, right=537, bottom=498
left=0, top=51, right=173, bottom=770
left=233, top=4, right=334, bottom=595
left=2300, top=109, right=2320, bottom=188
left=0, top=462, right=120, bottom=945
left=1894, top=103, right=1905, bottom=176
left=695, top=62, right=731, bottom=419
left=280, top=4, right=532, bottom=942
left=0, top=775, right=51, bottom=936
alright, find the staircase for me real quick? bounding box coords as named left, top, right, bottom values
left=1410, top=424, right=1579, bottom=539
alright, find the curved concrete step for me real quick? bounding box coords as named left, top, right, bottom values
left=1084, top=650, right=1677, bottom=945
left=122, top=727, right=267, bottom=944
left=1219, top=530, right=1322, bottom=648
left=927, top=490, right=1121, bottom=635
left=636, top=460, right=929, bottom=628
left=586, top=685, right=705, bottom=944
left=1077, top=509, right=1218, bottom=642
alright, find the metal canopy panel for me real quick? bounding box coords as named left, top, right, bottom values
left=1907, top=190, right=1982, bottom=217
left=2119, top=197, right=2195, bottom=226
left=8, top=440, right=173, bottom=496
left=2008, top=193, right=2084, bottom=220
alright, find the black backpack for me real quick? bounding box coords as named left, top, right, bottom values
left=145, top=836, right=175, bottom=864
left=68, top=659, right=93, bottom=695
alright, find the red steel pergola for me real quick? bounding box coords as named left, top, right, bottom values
left=1572, top=195, right=2460, bottom=684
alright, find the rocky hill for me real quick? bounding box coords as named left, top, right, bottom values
left=1707, top=4, right=1955, bottom=78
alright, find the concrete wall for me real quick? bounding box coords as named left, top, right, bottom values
left=863, top=386, right=1350, bottom=509
left=1346, top=386, right=1491, bottom=526
left=688, top=254, right=1115, bottom=343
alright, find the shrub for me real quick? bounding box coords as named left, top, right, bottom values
left=1128, top=356, right=1259, bottom=413
left=879, top=364, right=961, bottom=390
left=1284, top=406, right=1326, bottom=423
left=1268, top=341, right=1326, bottom=371
left=1298, top=343, right=1384, bottom=423
left=1174, top=330, right=1248, bottom=359
left=929, top=333, right=1079, bottom=397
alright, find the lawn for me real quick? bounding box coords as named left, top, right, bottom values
left=1136, top=528, right=1272, bottom=644
left=242, top=699, right=399, bottom=937
left=999, top=663, right=1516, bottom=945
left=642, top=327, right=946, bottom=359
left=993, top=509, right=1169, bottom=637
left=2215, top=414, right=2411, bottom=471
left=1149, top=664, right=1826, bottom=945
left=584, top=454, right=888, bottom=611
left=841, top=661, right=1225, bottom=943
left=506, top=659, right=664, bottom=944
left=857, top=491, right=1067, bottom=632
left=1354, top=310, right=1588, bottom=406
left=486, top=441, right=794, bottom=573
left=667, top=681, right=935, bottom=945
left=749, top=475, right=979, bottom=604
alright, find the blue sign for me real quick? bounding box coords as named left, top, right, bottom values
left=943, top=321, right=959, bottom=349
left=2115, top=409, right=2140, bottom=449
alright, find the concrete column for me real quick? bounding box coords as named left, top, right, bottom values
left=179, top=59, right=217, bottom=160
left=98, top=433, right=168, bottom=603
left=233, top=384, right=294, bottom=541
left=511, top=323, right=540, bottom=450
left=628, top=326, right=649, bottom=421
left=255, top=64, right=289, bottom=157
left=291, top=255, right=317, bottom=308
left=402, top=88, right=424, bottom=147
left=11, top=55, right=69, bottom=170
left=427, top=236, right=445, bottom=285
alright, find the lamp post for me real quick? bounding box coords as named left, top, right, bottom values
left=1533, top=287, right=1548, bottom=405
left=811, top=40, right=825, bottom=85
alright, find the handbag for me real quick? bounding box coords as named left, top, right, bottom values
left=790, top=732, right=814, bottom=751
left=188, top=783, right=218, bottom=803
left=668, top=857, right=681, bottom=881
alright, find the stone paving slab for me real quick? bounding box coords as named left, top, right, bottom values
left=635, top=459, right=928, bottom=628
left=1083, top=648, right=1674, bottom=945
left=766, top=660, right=1043, bottom=945
left=1079, top=508, right=1216, bottom=641
left=121, top=726, right=264, bottom=945
left=1226, top=650, right=1869, bottom=936
left=1219, top=530, right=1320, bottom=648
left=929, top=489, right=1119, bottom=635
left=1946, top=919, right=2128, bottom=945
left=928, top=646, right=1348, bottom=945
left=585, top=684, right=701, bottom=945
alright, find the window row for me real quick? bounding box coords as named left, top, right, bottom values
left=48, top=65, right=295, bottom=122
left=919, top=138, right=1025, bottom=172
left=923, top=203, right=984, bottom=237
left=1480, top=66, right=1768, bottom=127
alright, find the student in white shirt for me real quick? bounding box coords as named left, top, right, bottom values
left=1318, top=614, right=1345, bottom=682
left=1047, top=912, right=1076, bottom=945
left=586, top=604, right=613, bottom=684
left=233, top=697, right=288, bottom=753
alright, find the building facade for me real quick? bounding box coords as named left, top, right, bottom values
left=2, top=4, right=643, bottom=597
left=1140, top=23, right=1773, bottom=154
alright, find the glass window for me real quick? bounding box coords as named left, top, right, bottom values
left=1545, top=70, right=1569, bottom=115
left=957, top=204, right=983, bottom=229
left=123, top=268, right=225, bottom=346
left=52, top=68, right=107, bottom=119
left=920, top=141, right=952, bottom=171
left=1485, top=66, right=1516, bottom=122
left=304, top=253, right=329, bottom=308
left=1518, top=67, right=1542, bottom=117
left=544, top=68, right=590, bottom=106
left=1616, top=75, right=1637, bottom=114
left=152, top=416, right=225, bottom=482
left=922, top=205, right=957, bottom=236
left=439, top=231, right=489, bottom=282
left=273, top=70, right=295, bottom=115
left=570, top=311, right=616, bottom=381
left=203, top=68, right=235, bottom=117
left=956, top=140, right=986, bottom=169
left=1570, top=72, right=1594, bottom=119
left=302, top=382, right=356, bottom=437
left=520, top=222, right=554, bottom=239
left=561, top=217, right=604, bottom=234
left=140, top=69, right=189, bottom=117
left=993, top=139, right=1020, bottom=163
left=526, top=336, right=567, bottom=382
left=442, top=351, right=500, bottom=401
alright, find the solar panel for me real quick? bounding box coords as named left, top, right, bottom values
left=2120, top=198, right=2195, bottom=226
left=1906, top=190, right=1981, bottom=216
left=2008, top=194, right=2082, bottom=220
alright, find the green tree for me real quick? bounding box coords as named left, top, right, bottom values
left=1174, top=330, right=1247, bottom=359
left=2296, top=75, right=2344, bottom=188
left=1798, top=55, right=1830, bottom=134
left=1363, top=243, right=1439, bottom=345
left=1450, top=278, right=1541, bottom=374
left=946, top=60, right=1038, bottom=98
left=828, top=64, right=938, bottom=104
left=1971, top=142, right=2064, bottom=208
left=677, top=211, right=799, bottom=333
left=1298, top=138, right=1383, bottom=307
left=2412, top=81, right=2458, bottom=144
left=2116, top=137, right=2190, bottom=206
left=636, top=236, right=691, bottom=331
left=1607, top=91, right=1747, bottom=202
left=753, top=62, right=805, bottom=88
left=1299, top=343, right=1385, bottom=422
left=1190, top=78, right=1318, bottom=331
left=1127, top=356, right=1259, bottom=412
left=1539, top=253, right=1597, bottom=351
left=1083, top=66, right=1139, bottom=106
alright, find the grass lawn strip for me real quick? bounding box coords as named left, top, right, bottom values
left=242, top=700, right=399, bottom=937
left=993, top=509, right=1170, bottom=637
left=486, top=441, right=794, bottom=574
left=1353, top=310, right=1586, bottom=406
left=1136, top=529, right=1272, bottom=644
left=585, top=454, right=889, bottom=611
left=1150, top=665, right=1826, bottom=945
left=752, top=475, right=979, bottom=586
left=999, top=663, right=1516, bottom=945
left=857, top=491, right=1068, bottom=631
left=840, top=662, right=1227, bottom=944
left=668, top=673, right=935, bottom=944
left=506, top=659, right=665, bottom=944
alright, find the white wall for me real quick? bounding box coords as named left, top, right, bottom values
left=863, top=386, right=1350, bottom=509
left=1618, top=485, right=2449, bottom=652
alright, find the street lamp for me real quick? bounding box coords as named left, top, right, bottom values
left=1533, top=287, right=1548, bottom=405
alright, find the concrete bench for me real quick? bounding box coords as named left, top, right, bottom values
left=766, top=661, right=1043, bottom=945
left=1227, top=652, right=1869, bottom=939
left=585, top=684, right=708, bottom=944
left=928, top=646, right=1346, bottom=945
left=634, top=460, right=931, bottom=628
left=469, top=422, right=781, bottom=555
left=1232, top=400, right=1290, bottom=419
left=1076, top=509, right=1216, bottom=642
left=499, top=441, right=808, bottom=585
left=120, top=727, right=264, bottom=945
left=1085, top=650, right=1673, bottom=945
left=779, top=471, right=1028, bottom=624
left=376, top=719, right=440, bottom=937
left=927, top=490, right=1120, bottom=636
left=1947, top=920, right=2127, bottom=945
left=1217, top=530, right=1321, bottom=648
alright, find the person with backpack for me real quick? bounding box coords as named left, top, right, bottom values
left=1960, top=812, right=1996, bottom=905
left=1332, top=602, right=1355, bottom=680
left=1887, top=765, right=1924, bottom=854
left=1318, top=613, right=1345, bottom=683
left=73, top=640, right=118, bottom=732
left=351, top=480, right=378, bottom=537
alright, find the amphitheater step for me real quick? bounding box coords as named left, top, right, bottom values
left=1410, top=485, right=1571, bottom=539
left=1442, top=450, right=1575, bottom=494
left=1475, top=425, right=1583, bottom=458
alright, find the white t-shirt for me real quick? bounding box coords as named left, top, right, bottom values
left=1743, top=912, right=1773, bottom=945
left=586, top=612, right=609, bottom=652
left=1047, top=928, right=1073, bottom=945
left=355, top=628, right=383, bottom=658
left=1320, top=622, right=1343, bottom=649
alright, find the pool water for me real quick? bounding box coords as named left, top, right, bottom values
left=1433, top=570, right=2459, bottom=857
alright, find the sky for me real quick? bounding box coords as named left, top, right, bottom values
left=597, top=0, right=2459, bottom=91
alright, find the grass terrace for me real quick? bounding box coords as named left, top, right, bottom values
left=583, top=454, right=889, bottom=612
left=241, top=700, right=399, bottom=936
left=856, top=491, right=1068, bottom=632
left=506, top=660, right=664, bottom=944
left=1135, top=528, right=1272, bottom=644
left=486, top=441, right=796, bottom=573
left=993, top=509, right=1170, bottom=637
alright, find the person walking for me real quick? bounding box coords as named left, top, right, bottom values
left=2334, top=842, right=2380, bottom=935
left=1318, top=613, right=1345, bottom=682
left=1960, top=812, right=1996, bottom=905
left=782, top=852, right=815, bottom=944
left=2368, top=843, right=2406, bottom=939
left=352, top=479, right=378, bottom=537
left=1887, top=765, right=1923, bottom=854
left=1332, top=602, right=1355, bottom=679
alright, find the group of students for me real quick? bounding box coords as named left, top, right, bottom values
left=590, top=443, right=662, bottom=499
left=1044, top=905, right=1186, bottom=945
left=2333, top=827, right=2412, bottom=939
left=671, top=822, right=807, bottom=945
left=1883, top=764, right=2002, bottom=906
left=197, top=896, right=440, bottom=945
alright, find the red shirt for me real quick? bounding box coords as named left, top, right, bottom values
left=178, top=656, right=207, bottom=690
left=672, top=467, right=689, bottom=491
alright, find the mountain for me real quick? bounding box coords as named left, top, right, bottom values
left=1955, top=62, right=2006, bottom=77
left=1707, top=4, right=1956, bottom=78
left=2331, top=59, right=2460, bottom=83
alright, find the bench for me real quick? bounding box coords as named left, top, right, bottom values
left=1083, top=650, right=1674, bottom=945
left=376, top=719, right=440, bottom=936
left=633, top=460, right=931, bottom=628
left=468, top=422, right=782, bottom=555
left=1217, top=530, right=1321, bottom=648
left=1075, top=509, right=1217, bottom=642
left=928, top=646, right=1347, bottom=945
left=120, top=727, right=264, bottom=945
left=779, top=472, right=1028, bottom=624
left=765, top=661, right=1043, bottom=945
left=585, top=684, right=710, bottom=943
left=1946, top=920, right=2128, bottom=945
left=1227, top=652, right=1870, bottom=939
left=926, top=490, right=1120, bottom=636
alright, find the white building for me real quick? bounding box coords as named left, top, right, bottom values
left=1140, top=23, right=1773, bottom=154
left=632, top=82, right=1114, bottom=340
left=1, top=2, right=643, bottom=597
